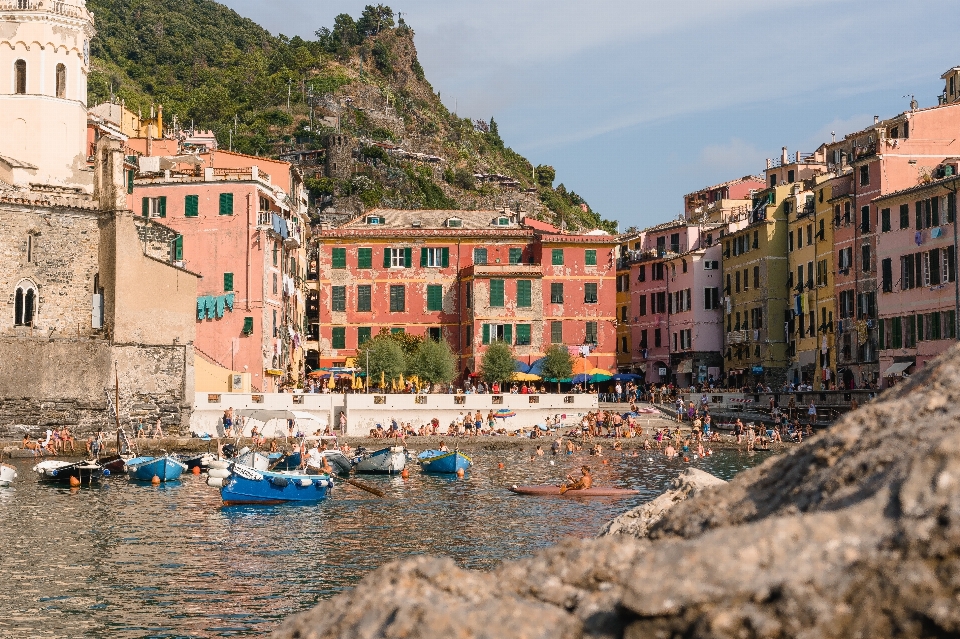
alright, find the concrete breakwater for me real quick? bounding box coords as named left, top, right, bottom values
left=270, top=343, right=960, bottom=639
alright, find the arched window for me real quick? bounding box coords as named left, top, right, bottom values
left=14, top=283, right=36, bottom=326
left=14, top=60, right=26, bottom=94
left=55, top=63, right=66, bottom=98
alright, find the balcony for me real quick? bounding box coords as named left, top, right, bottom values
left=463, top=263, right=543, bottom=278
left=727, top=330, right=747, bottom=344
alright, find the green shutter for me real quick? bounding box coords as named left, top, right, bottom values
left=916, top=201, right=922, bottom=230
left=482, top=324, right=490, bottom=344
left=585, top=249, right=597, bottom=266
left=502, top=324, right=512, bottom=345
left=404, top=247, right=412, bottom=268
left=441, top=247, right=450, bottom=268
left=142, top=197, right=149, bottom=217
left=383, top=248, right=392, bottom=268
left=357, top=285, right=371, bottom=312
left=509, top=248, right=522, bottom=264
left=516, top=323, right=530, bottom=345
left=158, top=196, right=167, bottom=218
left=172, top=236, right=183, bottom=261
left=332, top=327, right=346, bottom=349
left=517, top=280, right=531, bottom=307
left=490, top=279, right=504, bottom=307
left=551, top=321, right=562, bottom=344
left=332, top=248, right=346, bottom=269
left=219, top=192, right=234, bottom=215
left=552, top=248, right=564, bottom=265
left=427, top=284, right=442, bottom=312
left=358, top=326, right=372, bottom=345
left=420, top=247, right=428, bottom=267
left=242, top=316, right=254, bottom=334
left=358, top=248, right=372, bottom=269
left=223, top=272, right=234, bottom=292
left=127, top=169, right=135, bottom=194
left=878, top=319, right=885, bottom=350
left=185, top=195, right=198, bottom=217
left=332, top=286, right=346, bottom=312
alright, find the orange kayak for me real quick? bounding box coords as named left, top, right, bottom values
left=509, top=484, right=639, bottom=497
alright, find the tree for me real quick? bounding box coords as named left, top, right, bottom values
left=480, top=341, right=515, bottom=385
left=331, top=13, right=360, bottom=51
left=356, top=334, right=406, bottom=388
left=357, top=5, right=395, bottom=37
left=408, top=338, right=456, bottom=387
left=535, top=165, right=556, bottom=188
left=541, top=344, right=573, bottom=392
left=488, top=117, right=503, bottom=148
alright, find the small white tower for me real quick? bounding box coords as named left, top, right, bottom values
left=0, top=0, right=95, bottom=189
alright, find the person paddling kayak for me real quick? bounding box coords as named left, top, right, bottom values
left=559, top=465, right=592, bottom=494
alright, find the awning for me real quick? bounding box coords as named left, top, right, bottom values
left=883, top=361, right=913, bottom=377
left=677, top=360, right=693, bottom=374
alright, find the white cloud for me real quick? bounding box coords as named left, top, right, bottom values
left=697, top=138, right=768, bottom=174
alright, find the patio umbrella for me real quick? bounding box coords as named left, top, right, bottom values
left=587, top=368, right=613, bottom=376
left=327, top=374, right=335, bottom=389
left=513, top=360, right=531, bottom=373
left=571, top=359, right=592, bottom=375
left=571, top=373, right=592, bottom=384
left=380, top=370, right=385, bottom=388
left=511, top=372, right=541, bottom=382
left=611, top=373, right=642, bottom=381
left=590, top=373, right=612, bottom=383
left=527, top=358, right=546, bottom=376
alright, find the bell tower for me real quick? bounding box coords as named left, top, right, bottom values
left=0, top=0, right=95, bottom=189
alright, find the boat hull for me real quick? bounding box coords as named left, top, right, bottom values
left=269, top=452, right=302, bottom=471
left=419, top=450, right=471, bottom=474
left=218, top=464, right=332, bottom=505
left=126, top=455, right=188, bottom=482
left=509, top=485, right=640, bottom=497
left=98, top=455, right=131, bottom=475
left=34, top=460, right=104, bottom=485
left=0, top=463, right=16, bottom=487
left=235, top=450, right=270, bottom=470
left=354, top=447, right=406, bottom=474
left=178, top=452, right=217, bottom=471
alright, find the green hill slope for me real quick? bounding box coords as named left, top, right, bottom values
left=87, top=0, right=616, bottom=231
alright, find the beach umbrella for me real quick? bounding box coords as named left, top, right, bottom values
left=611, top=373, right=642, bottom=381
left=494, top=409, right=516, bottom=419
left=511, top=372, right=541, bottom=382
left=380, top=370, right=385, bottom=388
left=327, top=374, right=336, bottom=389
left=571, top=373, right=592, bottom=384
left=587, top=368, right=613, bottom=376
left=572, top=359, right=591, bottom=375
left=590, top=373, right=612, bottom=383
left=513, top=360, right=531, bottom=373
left=527, top=358, right=546, bottom=376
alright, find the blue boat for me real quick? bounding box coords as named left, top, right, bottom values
left=418, top=449, right=472, bottom=474
left=208, top=463, right=333, bottom=505
left=269, top=451, right=302, bottom=471
left=125, top=455, right=188, bottom=482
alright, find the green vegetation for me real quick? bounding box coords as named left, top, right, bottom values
left=479, top=341, right=515, bottom=385
left=407, top=338, right=456, bottom=385
left=540, top=344, right=574, bottom=391
left=87, top=0, right=617, bottom=230
left=356, top=333, right=406, bottom=384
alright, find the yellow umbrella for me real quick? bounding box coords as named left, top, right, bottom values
left=327, top=374, right=336, bottom=389
left=399, top=373, right=405, bottom=389
left=380, top=370, right=385, bottom=389
left=512, top=372, right=541, bottom=382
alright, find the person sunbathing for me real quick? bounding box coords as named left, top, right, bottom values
left=560, top=466, right=592, bottom=494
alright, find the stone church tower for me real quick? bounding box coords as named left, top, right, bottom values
left=0, top=0, right=95, bottom=189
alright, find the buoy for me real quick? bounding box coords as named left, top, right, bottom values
left=151, top=475, right=161, bottom=485
left=602, top=459, right=608, bottom=464
left=497, top=462, right=504, bottom=469
left=683, top=456, right=689, bottom=462
left=192, top=466, right=201, bottom=475
left=400, top=468, right=409, bottom=479
left=456, top=468, right=465, bottom=478
left=69, top=475, right=80, bottom=487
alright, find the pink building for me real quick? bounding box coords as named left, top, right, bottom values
left=874, top=177, right=958, bottom=387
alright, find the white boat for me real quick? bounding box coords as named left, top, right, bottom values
left=0, top=463, right=16, bottom=487
left=234, top=447, right=270, bottom=470
left=305, top=449, right=354, bottom=475
left=353, top=446, right=406, bottom=474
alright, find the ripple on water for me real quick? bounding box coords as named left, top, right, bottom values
left=0, top=448, right=769, bottom=637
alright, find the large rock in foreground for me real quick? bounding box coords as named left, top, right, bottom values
left=273, top=344, right=960, bottom=639
left=597, top=467, right=726, bottom=538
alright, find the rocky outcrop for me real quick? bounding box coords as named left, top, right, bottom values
left=597, top=467, right=726, bottom=538
left=272, top=343, right=960, bottom=639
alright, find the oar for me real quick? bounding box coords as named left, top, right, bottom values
left=344, top=477, right=385, bottom=497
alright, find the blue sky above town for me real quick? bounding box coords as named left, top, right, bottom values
left=222, top=0, right=960, bottom=229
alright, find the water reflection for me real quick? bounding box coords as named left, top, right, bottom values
left=0, top=448, right=769, bottom=637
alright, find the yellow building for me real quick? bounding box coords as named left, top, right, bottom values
left=722, top=147, right=825, bottom=387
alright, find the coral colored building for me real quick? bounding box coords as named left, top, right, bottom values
left=312, top=209, right=618, bottom=375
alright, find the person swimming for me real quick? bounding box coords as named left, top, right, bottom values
left=560, top=465, right=592, bottom=494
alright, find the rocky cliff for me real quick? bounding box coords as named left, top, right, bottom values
left=272, top=343, right=960, bottom=639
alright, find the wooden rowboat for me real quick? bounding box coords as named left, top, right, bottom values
left=509, top=484, right=639, bottom=497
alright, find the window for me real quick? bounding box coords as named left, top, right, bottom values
left=389, top=285, right=405, bottom=312
left=489, top=279, right=505, bottom=307
left=585, top=249, right=597, bottom=266
left=446, top=217, right=462, bottom=228
left=219, top=193, right=234, bottom=215
left=754, top=266, right=760, bottom=289
left=509, top=248, right=523, bottom=265
left=55, top=63, right=66, bottom=98
left=584, top=283, right=598, bottom=304
left=14, top=59, right=25, bottom=94
left=637, top=265, right=646, bottom=282
left=365, top=215, right=384, bottom=225
left=881, top=208, right=891, bottom=232
left=272, top=243, right=278, bottom=266
left=13, top=283, right=36, bottom=326
left=787, top=169, right=795, bottom=183
left=142, top=196, right=167, bottom=218
left=357, top=248, right=372, bottom=269
left=516, top=280, right=531, bottom=308
left=242, top=316, right=254, bottom=335
left=385, top=247, right=410, bottom=268
left=332, top=327, right=346, bottom=349
left=331, top=286, right=346, bottom=312
left=861, top=245, right=871, bottom=272
left=670, top=233, right=681, bottom=253
left=332, top=248, right=346, bottom=269
left=859, top=165, right=870, bottom=186
left=551, top=321, right=563, bottom=344
left=881, top=258, right=893, bottom=292
left=357, top=285, right=371, bottom=312
left=421, top=247, right=449, bottom=268
left=170, top=235, right=183, bottom=262
left=807, top=224, right=813, bottom=246
left=358, top=326, right=372, bottom=345
left=949, top=193, right=957, bottom=224
left=182, top=195, right=197, bottom=217
left=466, top=326, right=473, bottom=345
left=654, top=328, right=662, bottom=347
left=788, top=231, right=794, bottom=252
left=272, top=273, right=278, bottom=295
left=751, top=307, right=763, bottom=329
left=899, top=204, right=910, bottom=229
left=427, top=327, right=442, bottom=342
left=474, top=248, right=488, bottom=265
left=585, top=321, right=598, bottom=345
left=516, top=323, right=531, bottom=346
left=272, top=309, right=277, bottom=337
left=817, top=260, right=828, bottom=287
left=704, top=287, right=720, bottom=310
left=465, top=282, right=472, bottom=308
left=482, top=323, right=511, bottom=344
left=638, top=295, right=647, bottom=316
left=426, top=284, right=443, bottom=312
left=735, top=271, right=740, bottom=293
left=860, top=206, right=870, bottom=233
left=552, top=249, right=564, bottom=265
left=391, top=328, right=405, bottom=335
left=550, top=282, right=564, bottom=304
left=223, top=273, right=234, bottom=292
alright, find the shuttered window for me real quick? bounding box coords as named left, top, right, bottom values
left=550, top=282, right=563, bottom=304
left=585, top=321, right=598, bottom=344
left=357, top=248, right=372, bottom=269
left=482, top=323, right=490, bottom=344
left=171, top=236, right=183, bottom=261
left=584, top=283, right=598, bottom=303
left=219, top=192, right=234, bottom=215
left=426, top=284, right=443, bottom=311
left=551, top=321, right=563, bottom=344
left=357, top=285, right=371, bottom=312
left=332, top=286, right=346, bottom=312
left=552, top=249, right=564, bottom=265
left=358, top=327, right=372, bottom=345
left=489, top=279, right=504, bottom=307
left=585, top=249, right=597, bottom=266
left=509, top=248, right=522, bottom=264
left=242, top=317, right=254, bottom=335
left=474, top=247, right=488, bottom=265
left=332, top=248, right=347, bottom=269
left=516, top=280, right=531, bottom=307
left=389, top=285, right=405, bottom=312
left=184, top=195, right=198, bottom=217
left=223, top=272, right=234, bottom=292
left=516, top=323, right=531, bottom=345
left=332, top=327, right=346, bottom=349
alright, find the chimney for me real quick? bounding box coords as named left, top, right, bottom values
left=781, top=147, right=788, bottom=164
left=874, top=115, right=879, bottom=124
left=93, top=136, right=127, bottom=211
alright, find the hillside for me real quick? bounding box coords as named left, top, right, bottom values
left=86, top=0, right=616, bottom=231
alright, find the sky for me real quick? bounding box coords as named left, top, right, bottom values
left=221, top=0, right=960, bottom=230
